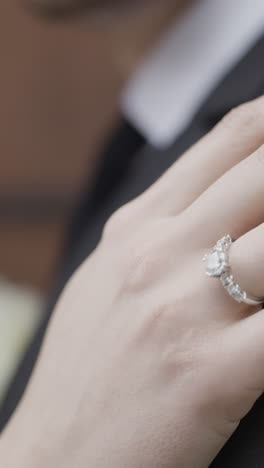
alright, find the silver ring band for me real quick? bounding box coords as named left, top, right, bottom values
left=203, top=235, right=264, bottom=306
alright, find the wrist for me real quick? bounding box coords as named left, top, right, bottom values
left=0, top=430, right=27, bottom=468
left=0, top=417, right=55, bottom=468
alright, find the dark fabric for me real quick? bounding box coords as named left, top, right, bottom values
left=2, top=34, right=264, bottom=467
left=66, top=119, right=145, bottom=254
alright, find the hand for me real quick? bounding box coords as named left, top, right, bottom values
left=2, top=97, right=264, bottom=468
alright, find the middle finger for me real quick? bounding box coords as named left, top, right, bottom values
left=139, top=97, right=264, bottom=217
left=184, top=143, right=264, bottom=244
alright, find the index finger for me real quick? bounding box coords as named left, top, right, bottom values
left=140, top=96, right=264, bottom=217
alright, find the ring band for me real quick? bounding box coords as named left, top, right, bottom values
left=203, top=235, right=264, bottom=306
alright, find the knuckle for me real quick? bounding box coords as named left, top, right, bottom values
left=122, top=243, right=162, bottom=291
left=103, top=205, right=131, bottom=239
left=254, top=145, right=264, bottom=166
left=138, top=301, right=176, bottom=340
left=163, top=344, right=198, bottom=378
left=148, top=302, right=174, bottom=325
left=221, top=100, right=259, bottom=130
left=138, top=287, right=192, bottom=339
left=103, top=198, right=144, bottom=240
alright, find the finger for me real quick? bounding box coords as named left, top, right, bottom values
left=184, top=143, right=264, bottom=244
left=229, top=223, right=264, bottom=300
left=139, top=96, right=264, bottom=216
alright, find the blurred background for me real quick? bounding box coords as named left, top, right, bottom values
left=0, top=0, right=125, bottom=404
left=0, top=0, right=176, bottom=408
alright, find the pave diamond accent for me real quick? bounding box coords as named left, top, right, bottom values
left=220, top=273, right=246, bottom=303
left=216, top=235, right=233, bottom=251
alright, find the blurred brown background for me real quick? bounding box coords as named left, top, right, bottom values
left=0, top=1, right=125, bottom=394
left=0, top=0, right=195, bottom=406
left=0, top=0, right=185, bottom=402
left=0, top=1, right=180, bottom=293
left=0, top=1, right=123, bottom=292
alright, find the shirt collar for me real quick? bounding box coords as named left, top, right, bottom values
left=121, top=0, right=264, bottom=148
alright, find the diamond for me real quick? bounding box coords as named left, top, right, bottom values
left=205, top=235, right=263, bottom=306
left=205, top=249, right=228, bottom=277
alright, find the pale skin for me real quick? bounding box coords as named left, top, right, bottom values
left=1, top=97, right=264, bottom=467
